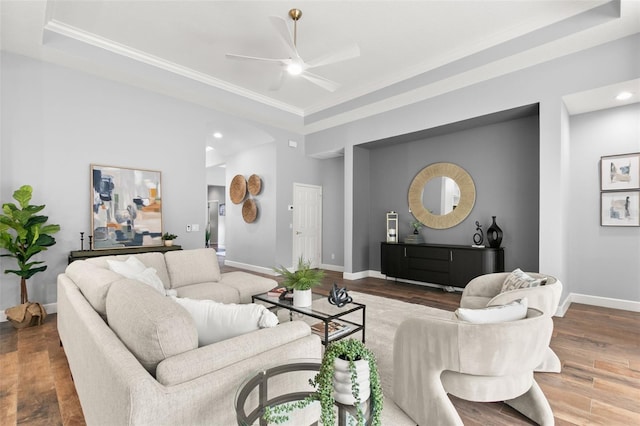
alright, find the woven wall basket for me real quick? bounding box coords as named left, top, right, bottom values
left=247, top=174, right=262, bottom=196
left=242, top=198, right=258, bottom=223
left=230, top=174, right=247, bottom=204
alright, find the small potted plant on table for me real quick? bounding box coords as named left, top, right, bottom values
left=273, top=257, right=324, bottom=307
left=161, top=232, right=178, bottom=246
left=264, top=338, right=383, bottom=425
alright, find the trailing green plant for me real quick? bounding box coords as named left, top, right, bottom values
left=273, top=256, right=324, bottom=291
left=410, top=220, right=423, bottom=231
left=263, top=338, right=383, bottom=426
left=0, top=185, right=60, bottom=304
left=161, top=232, right=178, bottom=240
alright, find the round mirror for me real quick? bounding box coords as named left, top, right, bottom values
left=408, top=163, right=475, bottom=229
left=422, top=177, right=460, bottom=215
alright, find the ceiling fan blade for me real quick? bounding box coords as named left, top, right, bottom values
left=225, top=53, right=288, bottom=63
left=268, top=15, right=300, bottom=59
left=300, top=71, right=340, bottom=92
left=305, top=44, right=361, bottom=69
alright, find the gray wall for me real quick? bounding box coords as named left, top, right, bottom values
left=567, top=104, right=640, bottom=301
left=365, top=115, right=540, bottom=272
left=0, top=52, right=315, bottom=309
left=352, top=146, right=372, bottom=272
left=1, top=52, right=209, bottom=308
left=306, top=33, right=639, bottom=304
left=320, top=156, right=345, bottom=267
left=225, top=142, right=277, bottom=268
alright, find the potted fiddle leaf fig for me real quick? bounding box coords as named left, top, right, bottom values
left=0, top=185, right=60, bottom=328
left=263, top=338, right=383, bottom=426
left=273, top=257, right=324, bottom=307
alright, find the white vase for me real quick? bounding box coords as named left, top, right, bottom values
left=164, top=240, right=173, bottom=247
left=293, top=289, right=312, bottom=307
left=333, top=357, right=370, bottom=405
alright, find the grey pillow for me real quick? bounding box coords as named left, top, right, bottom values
left=106, top=279, right=198, bottom=375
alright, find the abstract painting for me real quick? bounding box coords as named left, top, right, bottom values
left=601, top=191, right=639, bottom=227
left=601, top=153, right=639, bottom=191
left=90, top=165, right=163, bottom=249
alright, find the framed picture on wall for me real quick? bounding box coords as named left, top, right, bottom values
left=601, top=191, right=639, bottom=227
left=600, top=152, right=640, bottom=191
left=91, top=164, right=163, bottom=249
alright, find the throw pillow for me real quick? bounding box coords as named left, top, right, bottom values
left=455, top=298, right=528, bottom=324
left=500, top=268, right=548, bottom=293
left=172, top=297, right=279, bottom=346
left=107, top=257, right=166, bottom=295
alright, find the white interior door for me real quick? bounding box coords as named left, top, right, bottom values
left=292, top=183, right=322, bottom=269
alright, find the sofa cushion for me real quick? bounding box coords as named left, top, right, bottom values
left=172, top=297, right=279, bottom=346
left=86, top=252, right=171, bottom=289
left=455, top=298, right=528, bottom=324
left=500, top=269, right=547, bottom=293
left=106, top=257, right=166, bottom=295
left=164, top=248, right=221, bottom=288
left=174, top=282, right=241, bottom=303
left=106, top=279, right=198, bottom=375
left=218, top=271, right=278, bottom=304
left=65, top=261, right=124, bottom=316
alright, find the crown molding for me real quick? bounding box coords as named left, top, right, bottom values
left=43, top=19, right=304, bottom=117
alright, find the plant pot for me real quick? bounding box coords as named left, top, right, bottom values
left=293, top=289, right=312, bottom=307
left=5, top=302, right=47, bottom=329
left=333, top=357, right=370, bottom=405
left=164, top=240, right=173, bottom=247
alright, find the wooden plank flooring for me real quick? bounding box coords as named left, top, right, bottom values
left=0, top=266, right=638, bottom=425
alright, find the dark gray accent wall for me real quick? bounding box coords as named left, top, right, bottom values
left=366, top=114, right=540, bottom=272
left=353, top=146, right=372, bottom=272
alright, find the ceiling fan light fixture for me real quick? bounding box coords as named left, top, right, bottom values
left=287, top=62, right=303, bottom=75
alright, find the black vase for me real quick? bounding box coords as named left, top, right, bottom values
left=487, top=216, right=503, bottom=248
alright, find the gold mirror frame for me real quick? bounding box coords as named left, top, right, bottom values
left=408, top=162, right=476, bottom=229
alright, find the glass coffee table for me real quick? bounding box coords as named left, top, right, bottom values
left=252, top=292, right=366, bottom=345
left=235, top=359, right=373, bottom=426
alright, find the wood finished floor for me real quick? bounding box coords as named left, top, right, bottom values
left=1, top=265, right=638, bottom=426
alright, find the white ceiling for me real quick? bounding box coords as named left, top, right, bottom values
left=2, top=0, right=639, bottom=155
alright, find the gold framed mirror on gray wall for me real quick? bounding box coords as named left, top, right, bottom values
left=408, top=162, right=476, bottom=229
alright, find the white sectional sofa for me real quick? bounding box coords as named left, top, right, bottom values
left=57, top=248, right=322, bottom=425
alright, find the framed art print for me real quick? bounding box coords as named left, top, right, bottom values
left=601, top=191, right=639, bottom=227
left=600, top=152, right=640, bottom=191
left=91, top=164, right=163, bottom=248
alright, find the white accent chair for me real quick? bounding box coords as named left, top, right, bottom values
left=393, top=308, right=555, bottom=426
left=460, top=272, right=563, bottom=372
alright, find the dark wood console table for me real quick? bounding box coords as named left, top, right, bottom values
left=68, top=245, right=182, bottom=263
left=380, top=242, right=504, bottom=288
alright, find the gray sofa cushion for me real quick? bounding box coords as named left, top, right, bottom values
left=65, top=261, right=123, bottom=316
left=106, top=279, right=198, bottom=375
left=86, top=252, right=171, bottom=289
left=165, top=248, right=221, bottom=288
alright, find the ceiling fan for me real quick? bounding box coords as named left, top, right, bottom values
left=225, top=8, right=360, bottom=92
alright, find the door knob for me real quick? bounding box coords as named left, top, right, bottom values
left=296, top=231, right=302, bottom=235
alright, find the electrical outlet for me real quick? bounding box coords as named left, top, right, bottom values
left=186, top=224, right=192, bottom=232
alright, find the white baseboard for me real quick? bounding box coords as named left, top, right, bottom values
left=558, top=293, right=640, bottom=316
left=343, top=270, right=372, bottom=280
left=0, top=302, right=57, bottom=322
left=320, top=263, right=344, bottom=273
left=224, top=260, right=276, bottom=276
